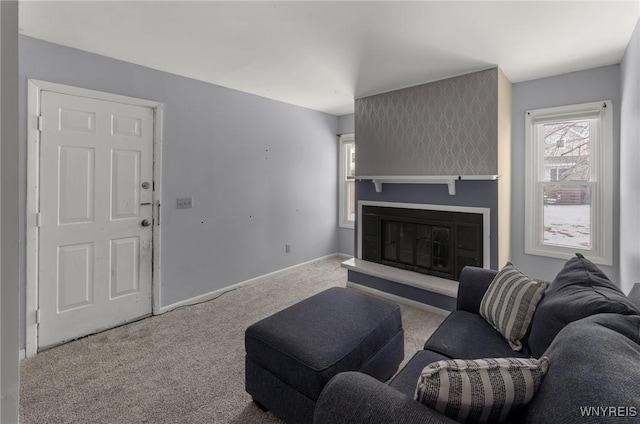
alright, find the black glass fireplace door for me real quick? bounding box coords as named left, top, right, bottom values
left=381, top=220, right=451, bottom=277
left=361, top=205, right=483, bottom=281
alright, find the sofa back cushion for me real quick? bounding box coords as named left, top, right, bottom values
left=527, top=254, right=639, bottom=358
left=518, top=313, right=640, bottom=423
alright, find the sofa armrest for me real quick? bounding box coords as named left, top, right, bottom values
left=456, top=266, right=498, bottom=314
left=314, top=372, right=458, bottom=424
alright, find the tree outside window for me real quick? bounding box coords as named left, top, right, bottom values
left=542, top=120, right=592, bottom=249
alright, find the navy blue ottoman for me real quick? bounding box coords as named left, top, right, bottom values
left=245, top=287, right=404, bottom=423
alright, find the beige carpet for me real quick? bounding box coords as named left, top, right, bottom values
left=20, top=256, right=445, bottom=423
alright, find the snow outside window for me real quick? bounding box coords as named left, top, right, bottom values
left=339, top=134, right=355, bottom=229
left=525, top=101, right=613, bottom=265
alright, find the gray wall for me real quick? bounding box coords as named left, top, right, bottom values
left=338, top=114, right=355, bottom=135
left=511, top=65, right=621, bottom=284
left=620, top=19, right=640, bottom=294
left=19, top=36, right=339, bottom=348
left=1, top=2, right=21, bottom=418
left=338, top=114, right=355, bottom=256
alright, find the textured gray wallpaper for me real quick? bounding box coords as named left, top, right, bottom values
left=355, top=68, right=499, bottom=176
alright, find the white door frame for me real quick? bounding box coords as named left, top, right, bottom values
left=26, top=80, right=164, bottom=357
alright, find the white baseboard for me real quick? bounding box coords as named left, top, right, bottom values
left=337, top=253, right=353, bottom=260
left=346, top=281, right=451, bottom=317
left=19, top=349, right=26, bottom=361
left=157, top=253, right=339, bottom=314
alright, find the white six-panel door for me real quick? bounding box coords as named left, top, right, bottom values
left=38, top=91, right=154, bottom=350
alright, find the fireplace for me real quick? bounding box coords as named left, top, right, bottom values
left=360, top=204, right=486, bottom=281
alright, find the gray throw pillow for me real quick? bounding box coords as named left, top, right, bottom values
left=415, top=357, right=550, bottom=424
left=479, top=263, right=548, bottom=351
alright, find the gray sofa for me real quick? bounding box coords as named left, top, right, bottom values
left=314, top=255, right=640, bottom=423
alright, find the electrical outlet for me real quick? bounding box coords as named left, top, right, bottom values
left=176, top=197, right=193, bottom=209
left=285, top=244, right=291, bottom=253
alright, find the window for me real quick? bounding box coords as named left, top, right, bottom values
left=525, top=101, right=613, bottom=265
left=339, top=134, right=355, bottom=228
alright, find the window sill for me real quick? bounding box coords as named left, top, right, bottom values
left=525, top=246, right=612, bottom=267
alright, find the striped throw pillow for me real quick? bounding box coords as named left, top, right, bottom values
left=415, top=357, right=550, bottom=424
left=479, top=263, right=547, bottom=351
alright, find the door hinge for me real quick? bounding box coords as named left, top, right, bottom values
left=37, top=115, right=43, bottom=131
left=36, top=212, right=42, bottom=227
left=36, top=309, right=41, bottom=325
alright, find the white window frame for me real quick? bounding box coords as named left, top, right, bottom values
left=524, top=100, right=613, bottom=265
left=339, top=134, right=355, bottom=229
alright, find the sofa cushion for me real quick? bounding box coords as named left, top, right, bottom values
left=388, top=350, right=451, bottom=398
left=456, top=267, right=499, bottom=314
left=527, top=253, right=640, bottom=358
left=479, top=263, right=548, bottom=351
left=415, top=356, right=549, bottom=424
left=518, top=313, right=640, bottom=424
left=424, top=311, right=531, bottom=359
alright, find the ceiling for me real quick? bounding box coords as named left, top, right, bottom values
left=18, top=1, right=640, bottom=116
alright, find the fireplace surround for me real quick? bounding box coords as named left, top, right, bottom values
left=358, top=201, right=490, bottom=281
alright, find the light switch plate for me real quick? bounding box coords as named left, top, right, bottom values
left=176, top=197, right=193, bottom=209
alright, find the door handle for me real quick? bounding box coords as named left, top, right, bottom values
left=141, top=219, right=151, bottom=227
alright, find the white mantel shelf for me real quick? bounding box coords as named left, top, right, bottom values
left=352, top=175, right=499, bottom=195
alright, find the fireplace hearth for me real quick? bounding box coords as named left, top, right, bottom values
left=361, top=205, right=483, bottom=281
